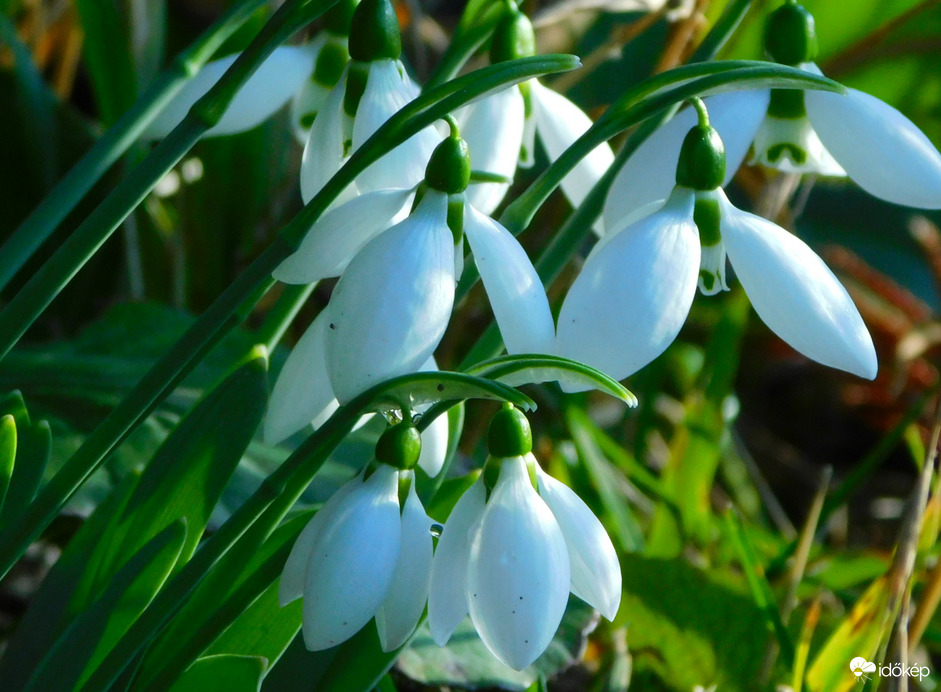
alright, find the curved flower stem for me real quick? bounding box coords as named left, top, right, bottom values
left=424, top=0, right=506, bottom=89
left=0, top=0, right=269, bottom=294
left=498, top=61, right=841, bottom=235
left=257, top=282, right=320, bottom=353
left=0, top=54, right=578, bottom=580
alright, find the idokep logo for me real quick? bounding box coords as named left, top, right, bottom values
left=850, top=658, right=876, bottom=680
left=850, top=656, right=930, bottom=682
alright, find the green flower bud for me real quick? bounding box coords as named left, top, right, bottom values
left=764, top=2, right=818, bottom=66
left=323, top=0, right=359, bottom=37
left=490, top=10, right=536, bottom=63
left=375, top=422, right=422, bottom=470
left=487, top=405, right=533, bottom=458
left=348, top=0, right=401, bottom=62
left=675, top=124, right=726, bottom=191
left=425, top=136, right=471, bottom=194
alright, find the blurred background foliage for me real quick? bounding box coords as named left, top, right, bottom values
left=2, top=0, right=941, bottom=690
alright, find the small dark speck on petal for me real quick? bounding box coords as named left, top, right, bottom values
left=329, top=323, right=336, bottom=330
left=437, top=383, right=444, bottom=391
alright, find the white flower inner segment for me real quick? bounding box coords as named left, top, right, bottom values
left=750, top=113, right=845, bottom=176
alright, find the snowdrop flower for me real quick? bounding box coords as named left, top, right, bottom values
left=603, top=1, right=941, bottom=228
left=456, top=6, right=613, bottom=216
left=279, top=422, right=433, bottom=652
left=299, top=0, right=438, bottom=204
left=558, top=103, right=878, bottom=384
left=428, top=406, right=621, bottom=670
left=141, top=0, right=358, bottom=140
left=266, top=128, right=554, bottom=442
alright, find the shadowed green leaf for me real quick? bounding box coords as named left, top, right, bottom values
left=0, top=414, right=16, bottom=512
left=168, top=655, right=266, bottom=692
left=22, top=520, right=187, bottom=692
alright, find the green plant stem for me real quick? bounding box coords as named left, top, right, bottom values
left=257, top=282, right=319, bottom=352
left=0, top=0, right=330, bottom=362
left=0, top=0, right=269, bottom=293
left=0, top=54, right=578, bottom=579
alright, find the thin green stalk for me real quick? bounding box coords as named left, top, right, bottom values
left=257, top=282, right=319, bottom=352
left=0, top=54, right=578, bottom=579
left=0, top=0, right=269, bottom=293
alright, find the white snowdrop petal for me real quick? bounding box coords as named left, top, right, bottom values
left=300, top=68, right=351, bottom=204
left=530, top=80, right=614, bottom=213
left=302, top=466, right=401, bottom=651
left=375, top=483, right=434, bottom=651
left=279, top=475, right=361, bottom=605
left=557, top=188, right=699, bottom=386
left=534, top=461, right=621, bottom=621
left=418, top=411, right=449, bottom=477
left=464, top=204, right=555, bottom=355
left=468, top=457, right=570, bottom=671
left=718, top=191, right=877, bottom=379
left=352, top=59, right=439, bottom=192
left=458, top=88, right=525, bottom=215
left=274, top=187, right=414, bottom=283
left=428, top=479, right=486, bottom=646
left=602, top=90, right=767, bottom=231
left=710, top=89, right=771, bottom=184
left=805, top=87, right=941, bottom=208
left=325, top=191, right=455, bottom=403
left=265, top=312, right=337, bottom=444
left=144, top=46, right=316, bottom=139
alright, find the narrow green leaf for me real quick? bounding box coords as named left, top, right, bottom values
left=98, top=349, right=269, bottom=579
left=467, top=354, right=637, bottom=406
left=723, top=509, right=795, bottom=668
left=22, top=520, right=187, bottom=692
left=367, top=371, right=535, bottom=412
left=566, top=408, right=644, bottom=553
left=0, top=414, right=16, bottom=513
left=0, top=390, right=29, bottom=427
left=168, top=655, right=266, bottom=692
left=134, top=511, right=310, bottom=691
left=0, top=475, right=137, bottom=692
left=0, top=0, right=268, bottom=292
left=0, top=420, right=50, bottom=528
left=75, top=0, right=138, bottom=125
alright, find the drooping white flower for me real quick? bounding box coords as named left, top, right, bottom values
left=288, top=31, right=351, bottom=145
left=455, top=7, right=613, bottom=217
left=559, top=120, right=878, bottom=384
left=428, top=408, right=620, bottom=671
left=299, top=59, right=438, bottom=204
left=268, top=131, right=554, bottom=445
left=279, top=462, right=434, bottom=652
left=142, top=45, right=318, bottom=139
left=603, top=4, right=941, bottom=226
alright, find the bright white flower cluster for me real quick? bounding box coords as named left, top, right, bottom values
left=155, top=0, right=941, bottom=676
left=280, top=408, right=620, bottom=670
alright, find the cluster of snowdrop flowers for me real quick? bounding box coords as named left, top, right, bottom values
left=265, top=125, right=556, bottom=445
left=279, top=420, right=434, bottom=652
left=603, top=0, right=941, bottom=228
left=142, top=0, right=358, bottom=141
left=428, top=405, right=621, bottom=670
left=556, top=98, right=879, bottom=384
left=279, top=405, right=621, bottom=667
left=456, top=5, right=613, bottom=218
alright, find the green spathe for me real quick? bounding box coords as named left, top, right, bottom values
left=348, top=0, right=401, bottom=61
left=675, top=124, right=726, bottom=191
left=764, top=1, right=818, bottom=66
left=487, top=405, right=533, bottom=458
left=376, top=423, right=423, bottom=470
